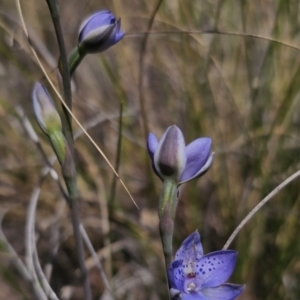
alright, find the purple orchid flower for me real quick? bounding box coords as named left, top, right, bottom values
left=168, top=231, right=245, bottom=300
left=78, top=10, right=124, bottom=54
left=147, top=125, right=214, bottom=184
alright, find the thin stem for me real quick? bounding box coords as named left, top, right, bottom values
left=0, top=212, right=32, bottom=282
left=126, top=30, right=300, bottom=52
left=138, top=0, right=164, bottom=138
left=158, top=180, right=178, bottom=300
left=109, top=101, right=124, bottom=212
left=68, top=46, right=84, bottom=77
left=223, top=169, right=300, bottom=250
left=44, top=1, right=91, bottom=299
left=80, top=225, right=114, bottom=297
left=158, top=180, right=178, bottom=220
left=25, top=183, right=48, bottom=300
left=15, top=105, right=112, bottom=294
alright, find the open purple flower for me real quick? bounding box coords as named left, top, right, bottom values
left=147, top=125, right=213, bottom=184
left=78, top=10, right=124, bottom=54
left=168, top=231, right=245, bottom=300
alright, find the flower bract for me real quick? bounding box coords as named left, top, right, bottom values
left=147, top=125, right=213, bottom=184
left=168, top=231, right=245, bottom=300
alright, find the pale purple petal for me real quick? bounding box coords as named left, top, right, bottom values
left=179, top=152, right=214, bottom=185
left=168, top=260, right=185, bottom=291
left=78, top=11, right=124, bottom=53
left=115, top=31, right=125, bottom=43
left=182, top=293, right=206, bottom=300
left=154, top=125, right=186, bottom=179
left=179, top=138, right=212, bottom=182
left=116, top=19, right=121, bottom=32
left=201, top=284, right=245, bottom=300
left=79, top=11, right=111, bottom=36
left=79, top=11, right=113, bottom=42
left=147, top=133, right=161, bottom=179
left=175, top=230, right=203, bottom=261
left=195, top=250, right=237, bottom=289
left=114, top=20, right=124, bottom=43
left=147, top=133, right=158, bottom=159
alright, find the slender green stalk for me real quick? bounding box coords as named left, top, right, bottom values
left=68, top=46, right=85, bottom=77
left=158, top=179, right=178, bottom=300
left=158, top=180, right=178, bottom=220
left=44, top=1, right=91, bottom=299
left=138, top=0, right=164, bottom=139
left=48, top=130, right=67, bottom=165
left=105, top=101, right=124, bottom=280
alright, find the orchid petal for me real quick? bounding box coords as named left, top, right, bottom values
left=115, top=31, right=125, bottom=43
left=147, top=133, right=158, bottom=159
left=182, top=293, right=206, bottom=300
left=201, top=284, right=245, bottom=300
left=179, top=152, right=214, bottom=185
left=168, top=259, right=185, bottom=291
left=79, top=12, right=112, bottom=42
left=154, top=125, right=186, bottom=180
left=175, top=230, right=203, bottom=261
left=196, top=250, right=237, bottom=289
left=179, top=138, right=212, bottom=183
left=78, top=10, right=123, bottom=54
left=146, top=133, right=162, bottom=178
left=115, top=20, right=125, bottom=43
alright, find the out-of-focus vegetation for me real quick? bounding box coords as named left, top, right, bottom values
left=1, top=0, right=300, bottom=299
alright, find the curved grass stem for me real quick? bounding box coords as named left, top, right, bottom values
left=223, top=169, right=300, bottom=250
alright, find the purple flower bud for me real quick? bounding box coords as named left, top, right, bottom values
left=78, top=10, right=124, bottom=54
left=168, top=231, right=245, bottom=300
left=153, top=126, right=186, bottom=181
left=32, top=82, right=62, bottom=135
left=147, top=125, right=214, bottom=184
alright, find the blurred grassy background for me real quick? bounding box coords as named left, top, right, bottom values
left=1, top=0, right=300, bottom=299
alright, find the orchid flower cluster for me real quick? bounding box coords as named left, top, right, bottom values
left=147, top=126, right=244, bottom=299
left=31, top=6, right=244, bottom=300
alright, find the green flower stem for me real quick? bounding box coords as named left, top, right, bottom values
left=45, top=1, right=91, bottom=299
left=158, top=179, right=178, bottom=220
left=158, top=179, right=178, bottom=295
left=48, top=130, right=66, bottom=165
left=68, top=46, right=85, bottom=77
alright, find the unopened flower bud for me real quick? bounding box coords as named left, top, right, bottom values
left=32, top=82, right=62, bottom=135
left=78, top=10, right=124, bottom=54
left=32, top=82, right=66, bottom=164
left=153, top=126, right=187, bottom=181
left=147, top=125, right=214, bottom=184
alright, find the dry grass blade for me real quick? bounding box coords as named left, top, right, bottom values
left=0, top=212, right=31, bottom=282
left=25, top=185, right=48, bottom=300
left=126, top=30, right=300, bottom=52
